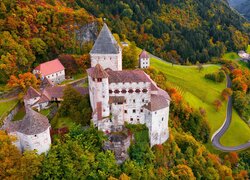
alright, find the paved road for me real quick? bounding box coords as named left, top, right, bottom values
left=0, top=96, right=18, bottom=103
left=211, top=75, right=250, bottom=151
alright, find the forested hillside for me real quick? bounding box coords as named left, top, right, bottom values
left=75, top=0, right=250, bottom=64
left=0, top=0, right=97, bottom=84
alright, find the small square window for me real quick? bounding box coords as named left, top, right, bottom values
left=133, top=109, right=136, bottom=113
left=124, top=110, right=127, bottom=113
left=130, top=118, right=133, bottom=121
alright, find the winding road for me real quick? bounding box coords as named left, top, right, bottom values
left=211, top=75, right=250, bottom=151
left=150, top=53, right=250, bottom=151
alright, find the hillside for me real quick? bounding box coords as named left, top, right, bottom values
left=228, top=0, right=250, bottom=20
left=0, top=0, right=98, bottom=84
left=150, top=57, right=250, bottom=147
left=76, top=0, right=250, bottom=64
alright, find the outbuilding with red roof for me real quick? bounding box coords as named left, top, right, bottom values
left=33, top=59, right=65, bottom=84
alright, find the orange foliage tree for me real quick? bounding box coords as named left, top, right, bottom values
left=8, top=72, right=39, bottom=92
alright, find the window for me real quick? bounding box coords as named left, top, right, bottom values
left=114, top=89, right=120, bottom=94
left=142, top=99, right=144, bottom=102
left=121, top=89, right=126, bottom=94
left=97, top=78, right=102, bottom=82
left=142, top=89, right=148, bottom=93
left=133, top=109, right=136, bottom=113
left=162, top=117, right=164, bottom=121
left=155, top=112, right=157, bottom=114
left=34, top=135, right=37, bottom=137
left=128, top=89, right=133, bottom=93
left=109, top=90, right=113, bottom=94
left=130, top=118, right=133, bottom=122
left=103, top=95, right=105, bottom=98
left=141, top=109, right=143, bottom=113
left=135, top=89, right=140, bottom=93
left=137, top=119, right=140, bottom=122
left=124, top=110, right=127, bottom=113
left=133, top=99, right=135, bottom=103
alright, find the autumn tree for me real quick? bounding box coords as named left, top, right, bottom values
left=8, top=72, right=39, bottom=93
left=0, top=131, right=43, bottom=179
left=122, top=42, right=139, bottom=69
left=221, top=88, right=233, bottom=101
left=213, top=99, right=223, bottom=111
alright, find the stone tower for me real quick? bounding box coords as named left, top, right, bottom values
left=90, top=23, right=122, bottom=71
left=139, top=50, right=150, bottom=69
left=87, top=64, right=110, bottom=124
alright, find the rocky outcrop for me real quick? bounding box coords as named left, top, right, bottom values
left=75, top=22, right=99, bottom=45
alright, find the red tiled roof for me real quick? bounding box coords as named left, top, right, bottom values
left=34, top=59, right=65, bottom=76
left=87, top=64, right=109, bottom=79
left=139, top=50, right=149, bottom=59
left=106, top=69, right=151, bottom=84
left=24, top=86, right=40, bottom=100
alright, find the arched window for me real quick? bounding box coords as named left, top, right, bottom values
left=142, top=89, right=148, bottom=93
left=109, top=90, right=113, bottom=94
left=135, top=89, right=140, bottom=93
left=128, top=89, right=133, bottom=93
left=121, top=89, right=127, bottom=94
left=114, top=89, right=120, bottom=94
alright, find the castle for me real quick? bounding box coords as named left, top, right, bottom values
left=87, top=24, right=171, bottom=147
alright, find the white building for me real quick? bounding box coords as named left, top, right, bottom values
left=139, top=50, right=150, bottom=68
left=33, top=59, right=65, bottom=84
left=6, top=107, right=51, bottom=154
left=87, top=24, right=171, bottom=147
left=90, top=23, right=122, bottom=71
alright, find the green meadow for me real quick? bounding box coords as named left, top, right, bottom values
left=150, top=57, right=250, bottom=147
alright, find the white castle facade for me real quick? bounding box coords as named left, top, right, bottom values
left=87, top=24, right=171, bottom=147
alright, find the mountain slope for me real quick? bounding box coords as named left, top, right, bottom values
left=228, top=0, right=250, bottom=21
left=76, top=0, right=250, bottom=63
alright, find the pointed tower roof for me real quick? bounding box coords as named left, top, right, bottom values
left=87, top=64, right=109, bottom=79
left=90, top=23, right=120, bottom=54
left=139, top=50, right=149, bottom=59
left=18, top=107, right=50, bottom=135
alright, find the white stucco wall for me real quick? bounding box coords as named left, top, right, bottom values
left=88, top=76, right=110, bottom=118
left=139, top=58, right=150, bottom=69
left=109, top=81, right=151, bottom=124
left=24, top=96, right=40, bottom=106
left=145, top=105, right=170, bottom=147
left=90, top=50, right=122, bottom=71
left=17, top=127, right=51, bottom=154
left=45, top=70, right=65, bottom=84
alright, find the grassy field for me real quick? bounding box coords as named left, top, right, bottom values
left=150, top=57, right=250, bottom=147
left=222, top=52, right=240, bottom=60
left=51, top=116, right=76, bottom=129
left=246, top=45, right=250, bottom=54
left=0, top=99, right=18, bottom=119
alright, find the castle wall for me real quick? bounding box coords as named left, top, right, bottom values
left=17, top=127, right=51, bottom=154
left=145, top=105, right=170, bottom=147
left=90, top=51, right=122, bottom=71
left=109, top=81, right=151, bottom=124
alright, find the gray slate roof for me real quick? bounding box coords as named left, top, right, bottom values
left=18, top=107, right=50, bottom=135
left=90, top=23, right=120, bottom=54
